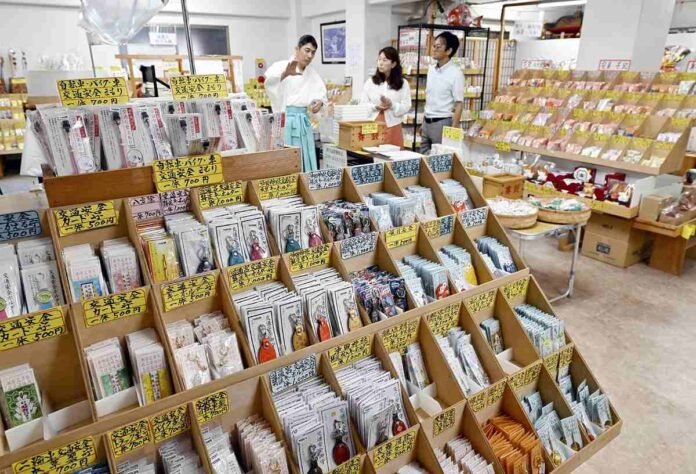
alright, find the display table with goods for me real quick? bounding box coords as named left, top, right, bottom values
left=0, top=90, right=620, bottom=473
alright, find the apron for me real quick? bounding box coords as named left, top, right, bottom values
left=376, top=111, right=404, bottom=148
left=285, top=106, right=318, bottom=172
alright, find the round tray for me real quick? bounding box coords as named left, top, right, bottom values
left=494, top=211, right=538, bottom=229
left=537, top=207, right=591, bottom=224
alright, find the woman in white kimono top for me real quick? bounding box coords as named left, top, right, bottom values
left=359, top=47, right=411, bottom=148
left=265, top=35, right=327, bottom=172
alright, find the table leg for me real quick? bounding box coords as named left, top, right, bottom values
left=549, top=223, right=581, bottom=303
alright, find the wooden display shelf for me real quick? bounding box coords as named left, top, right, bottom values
left=42, top=147, right=301, bottom=207
left=634, top=217, right=696, bottom=275
left=524, top=181, right=639, bottom=219
left=468, top=136, right=685, bottom=176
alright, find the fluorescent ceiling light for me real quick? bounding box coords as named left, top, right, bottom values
left=538, top=0, right=586, bottom=9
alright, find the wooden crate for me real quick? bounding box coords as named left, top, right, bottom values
left=338, top=122, right=385, bottom=151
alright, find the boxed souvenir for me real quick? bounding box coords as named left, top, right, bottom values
left=338, top=121, right=385, bottom=152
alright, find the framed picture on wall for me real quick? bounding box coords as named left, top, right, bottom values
left=320, top=21, right=346, bottom=64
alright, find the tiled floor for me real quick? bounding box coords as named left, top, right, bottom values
left=517, top=237, right=696, bottom=473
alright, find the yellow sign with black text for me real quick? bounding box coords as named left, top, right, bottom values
left=83, top=288, right=148, bottom=327
left=153, top=154, right=224, bottom=193
left=0, top=307, right=66, bottom=351
left=57, top=77, right=129, bottom=107
left=13, top=437, right=97, bottom=474
left=54, top=201, right=119, bottom=236
left=194, top=390, right=230, bottom=423
left=288, top=244, right=331, bottom=272
left=170, top=74, right=228, bottom=100
left=198, top=181, right=244, bottom=209
left=385, top=224, right=417, bottom=249
left=227, top=257, right=278, bottom=291
left=161, top=273, right=217, bottom=311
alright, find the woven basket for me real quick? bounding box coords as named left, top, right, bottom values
left=537, top=207, right=591, bottom=224
left=494, top=210, right=538, bottom=229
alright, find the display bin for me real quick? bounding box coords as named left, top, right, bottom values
left=346, top=162, right=404, bottom=207
left=426, top=155, right=488, bottom=212
left=462, top=289, right=539, bottom=377
left=104, top=404, right=209, bottom=473
left=420, top=399, right=501, bottom=474
left=189, top=180, right=277, bottom=270
left=333, top=232, right=417, bottom=324
left=616, top=112, right=646, bottom=136
left=71, top=289, right=177, bottom=421
left=422, top=299, right=508, bottom=398
left=648, top=71, right=681, bottom=94
left=543, top=344, right=623, bottom=450
left=518, top=124, right=554, bottom=149
left=655, top=93, right=686, bottom=117
left=384, top=223, right=458, bottom=303
left=365, top=426, right=441, bottom=473
left=323, top=333, right=419, bottom=456
left=301, top=167, right=378, bottom=242
left=511, top=104, right=541, bottom=124
left=152, top=270, right=255, bottom=389
left=511, top=363, right=592, bottom=473
left=635, top=91, right=664, bottom=114
left=377, top=316, right=465, bottom=421
left=0, top=305, right=92, bottom=454
left=386, top=157, right=457, bottom=220
left=426, top=216, right=496, bottom=293
left=470, top=380, right=549, bottom=474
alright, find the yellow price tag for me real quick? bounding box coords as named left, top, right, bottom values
left=381, top=319, right=419, bottom=354
left=361, top=122, right=378, bottom=134
left=464, top=289, right=496, bottom=314
left=108, top=420, right=153, bottom=458
left=385, top=223, right=417, bottom=248
left=198, top=181, right=244, bottom=209
left=327, top=456, right=361, bottom=474
left=495, top=141, right=511, bottom=152
left=0, top=307, right=66, bottom=351
left=161, top=273, right=217, bottom=312
left=256, top=174, right=298, bottom=201
left=442, top=126, right=464, bottom=141
left=426, top=302, right=461, bottom=337
left=54, top=201, right=118, bottom=237
left=682, top=223, right=696, bottom=240
left=152, top=154, right=224, bottom=192
left=57, top=77, right=129, bottom=107
left=288, top=244, right=331, bottom=272
left=13, top=437, right=97, bottom=474
left=328, top=335, right=372, bottom=368
left=227, top=257, right=278, bottom=291
left=372, top=430, right=417, bottom=469
left=170, top=74, right=228, bottom=100
left=502, top=277, right=530, bottom=302
left=194, top=390, right=230, bottom=423
left=149, top=405, right=191, bottom=443
left=82, top=288, right=148, bottom=327
left=433, top=408, right=456, bottom=436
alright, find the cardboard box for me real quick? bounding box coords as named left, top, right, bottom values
left=639, top=194, right=674, bottom=222
left=582, top=230, right=651, bottom=267
left=585, top=213, right=637, bottom=243
left=482, top=173, right=524, bottom=199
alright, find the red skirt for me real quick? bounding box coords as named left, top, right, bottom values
left=377, top=111, right=404, bottom=148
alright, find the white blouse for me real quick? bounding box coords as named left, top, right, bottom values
left=264, top=59, right=328, bottom=113
left=359, top=78, right=411, bottom=128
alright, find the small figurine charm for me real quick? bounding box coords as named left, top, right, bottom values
left=332, top=420, right=351, bottom=465
left=196, top=244, right=214, bottom=273
left=344, top=299, right=362, bottom=331
left=257, top=324, right=277, bottom=363
left=284, top=224, right=302, bottom=252
left=306, top=444, right=323, bottom=474
left=316, top=305, right=331, bottom=342
left=225, top=235, right=245, bottom=266
left=291, top=314, right=309, bottom=350
left=305, top=216, right=324, bottom=247
left=248, top=230, right=266, bottom=260
left=391, top=410, right=407, bottom=436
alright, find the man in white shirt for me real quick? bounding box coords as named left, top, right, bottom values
left=265, top=35, right=327, bottom=171
left=421, top=31, right=465, bottom=153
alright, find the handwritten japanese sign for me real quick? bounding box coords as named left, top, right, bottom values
left=385, top=224, right=417, bottom=249
left=391, top=158, right=421, bottom=180
left=269, top=355, right=318, bottom=393
left=372, top=429, right=417, bottom=469
left=426, top=302, right=461, bottom=337
left=198, top=181, right=244, bottom=209
left=544, top=351, right=560, bottom=379
left=502, top=277, right=530, bottom=302
left=288, top=244, right=331, bottom=272
left=306, top=168, right=343, bottom=190
left=82, top=288, right=148, bottom=327
left=256, top=174, right=298, bottom=201
left=361, top=122, right=378, bottom=134
left=149, top=404, right=191, bottom=443
left=161, top=273, right=216, bottom=311
left=509, top=361, right=542, bottom=391
left=193, top=390, right=229, bottom=423
left=442, top=126, right=464, bottom=142
left=108, top=419, right=153, bottom=457
left=558, top=344, right=574, bottom=370
left=468, top=380, right=505, bottom=412
left=129, top=194, right=162, bottom=223
left=0, top=307, right=66, bottom=351
left=0, top=211, right=42, bottom=242
left=464, top=290, right=496, bottom=315
left=459, top=207, right=488, bottom=229
left=57, top=77, right=128, bottom=107
left=328, top=456, right=361, bottom=474
left=153, top=154, right=223, bottom=192
left=160, top=189, right=191, bottom=215
left=340, top=232, right=377, bottom=259
left=12, top=437, right=97, bottom=474
left=170, top=74, right=228, bottom=100
left=328, top=335, right=372, bottom=368
left=495, top=141, right=512, bottom=152
left=381, top=319, right=418, bottom=354
left=54, top=201, right=118, bottom=236
left=422, top=215, right=454, bottom=239
left=598, top=59, right=631, bottom=71
left=350, top=163, right=384, bottom=186
left=427, top=154, right=453, bottom=174
left=227, top=257, right=277, bottom=291
left=433, top=407, right=455, bottom=436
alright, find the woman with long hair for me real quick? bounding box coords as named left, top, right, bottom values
left=360, top=46, right=411, bottom=148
